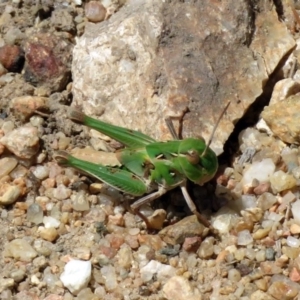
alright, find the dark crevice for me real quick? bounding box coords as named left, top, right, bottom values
left=219, top=46, right=296, bottom=165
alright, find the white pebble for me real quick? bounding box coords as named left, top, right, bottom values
left=60, top=260, right=91, bottom=295
left=237, top=230, right=253, bottom=246
left=43, top=216, right=60, bottom=229
left=242, top=158, right=275, bottom=186
left=32, top=165, right=49, bottom=180
left=292, top=200, right=300, bottom=222
left=140, top=260, right=176, bottom=283
left=228, top=269, right=241, bottom=282
left=286, top=236, right=300, bottom=248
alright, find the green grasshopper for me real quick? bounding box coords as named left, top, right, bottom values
left=55, top=103, right=230, bottom=231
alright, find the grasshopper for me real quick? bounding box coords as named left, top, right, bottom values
left=55, top=103, right=230, bottom=230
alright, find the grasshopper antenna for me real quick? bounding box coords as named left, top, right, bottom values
left=201, top=101, right=230, bottom=157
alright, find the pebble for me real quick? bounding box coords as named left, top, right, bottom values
left=268, top=275, right=300, bottom=299
left=182, top=236, right=202, bottom=252
left=53, top=184, right=72, bottom=201
left=72, top=191, right=90, bottom=211
left=197, top=237, right=214, bottom=259
left=43, top=216, right=61, bottom=229
left=0, top=44, right=24, bottom=72
left=38, top=227, right=59, bottom=242
left=262, top=95, right=300, bottom=144
left=163, top=276, right=201, bottom=300
left=0, top=278, right=14, bottom=293
left=101, top=265, right=117, bottom=291
left=0, top=183, right=21, bottom=205
left=286, top=236, right=300, bottom=248
left=117, top=244, right=133, bottom=269
left=85, top=1, right=107, bottom=23
left=289, top=267, right=300, bottom=282
left=228, top=269, right=241, bottom=282
left=3, top=239, right=37, bottom=262
left=250, top=290, right=277, bottom=300
left=270, top=170, right=297, bottom=193
left=147, top=209, right=167, bottom=230
left=237, top=230, right=253, bottom=246
left=10, top=269, right=25, bottom=282
left=32, top=165, right=50, bottom=180
left=27, top=203, right=44, bottom=224
left=0, top=157, right=18, bottom=179
left=10, top=96, right=48, bottom=121
left=60, top=260, right=92, bottom=295
left=242, top=158, right=275, bottom=186
left=291, top=200, right=300, bottom=222
left=159, top=215, right=206, bottom=245
left=0, top=125, right=40, bottom=159
left=290, top=223, right=300, bottom=234
left=140, top=260, right=176, bottom=283
left=73, top=247, right=91, bottom=260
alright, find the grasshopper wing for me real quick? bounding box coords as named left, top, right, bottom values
left=55, top=151, right=148, bottom=196
left=69, top=109, right=156, bottom=148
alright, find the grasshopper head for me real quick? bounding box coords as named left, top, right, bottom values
left=178, top=138, right=218, bottom=186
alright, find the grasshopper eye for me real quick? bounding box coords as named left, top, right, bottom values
left=186, top=149, right=200, bottom=165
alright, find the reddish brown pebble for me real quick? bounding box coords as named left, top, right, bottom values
left=290, top=267, right=300, bottom=282
left=85, top=1, right=107, bottom=23
left=99, top=245, right=117, bottom=259
left=138, top=234, right=165, bottom=251
left=182, top=236, right=202, bottom=252
left=0, top=45, right=24, bottom=72
left=105, top=234, right=125, bottom=250
left=253, top=182, right=270, bottom=195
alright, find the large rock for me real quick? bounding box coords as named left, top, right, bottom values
left=72, top=0, right=295, bottom=154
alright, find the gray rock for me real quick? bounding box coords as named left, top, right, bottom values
left=72, top=0, right=295, bottom=154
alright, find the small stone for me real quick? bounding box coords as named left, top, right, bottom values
left=138, top=234, right=164, bottom=251
left=260, top=261, right=282, bottom=275
left=237, top=230, right=253, bottom=246
left=0, top=157, right=18, bottom=179
left=286, top=236, right=300, bottom=248
left=163, top=276, right=201, bottom=300
left=291, top=200, right=300, bottom=222
left=269, top=78, right=300, bottom=105
left=254, top=278, right=268, bottom=291
left=253, top=227, right=271, bottom=240
left=53, top=184, right=72, bottom=201
left=227, top=269, right=241, bottom=282
left=38, top=227, right=59, bottom=242
left=60, top=260, right=92, bottom=295
left=43, top=216, right=61, bottom=229
left=32, top=165, right=49, bottom=180
left=11, top=96, right=48, bottom=121
left=253, top=182, right=270, bottom=195
left=85, top=1, right=106, bottom=23
left=140, top=260, right=176, bottom=283
left=159, top=215, right=206, bottom=245
left=290, top=223, right=300, bottom=234
left=290, top=267, right=300, bottom=282
left=270, top=170, right=297, bottom=193
left=27, top=203, right=44, bottom=224
left=250, top=290, right=277, bottom=300
left=268, top=275, right=300, bottom=299
left=0, top=278, right=14, bottom=294
left=117, top=244, right=133, bottom=270
left=197, top=237, right=214, bottom=259
left=101, top=265, right=117, bottom=291
left=147, top=209, right=166, bottom=230
left=0, top=125, right=39, bottom=159
left=242, top=158, right=275, bottom=186
left=73, top=247, right=91, bottom=260
left=3, top=238, right=37, bottom=262
left=182, top=236, right=202, bottom=252
left=0, top=44, right=24, bottom=72
left=282, top=246, right=300, bottom=259
left=0, top=183, right=21, bottom=205
left=10, top=269, right=26, bottom=283
left=108, top=213, right=124, bottom=226
left=105, top=233, right=124, bottom=250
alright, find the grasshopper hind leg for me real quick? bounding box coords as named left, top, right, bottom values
left=180, top=183, right=217, bottom=234
left=130, top=186, right=168, bottom=229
